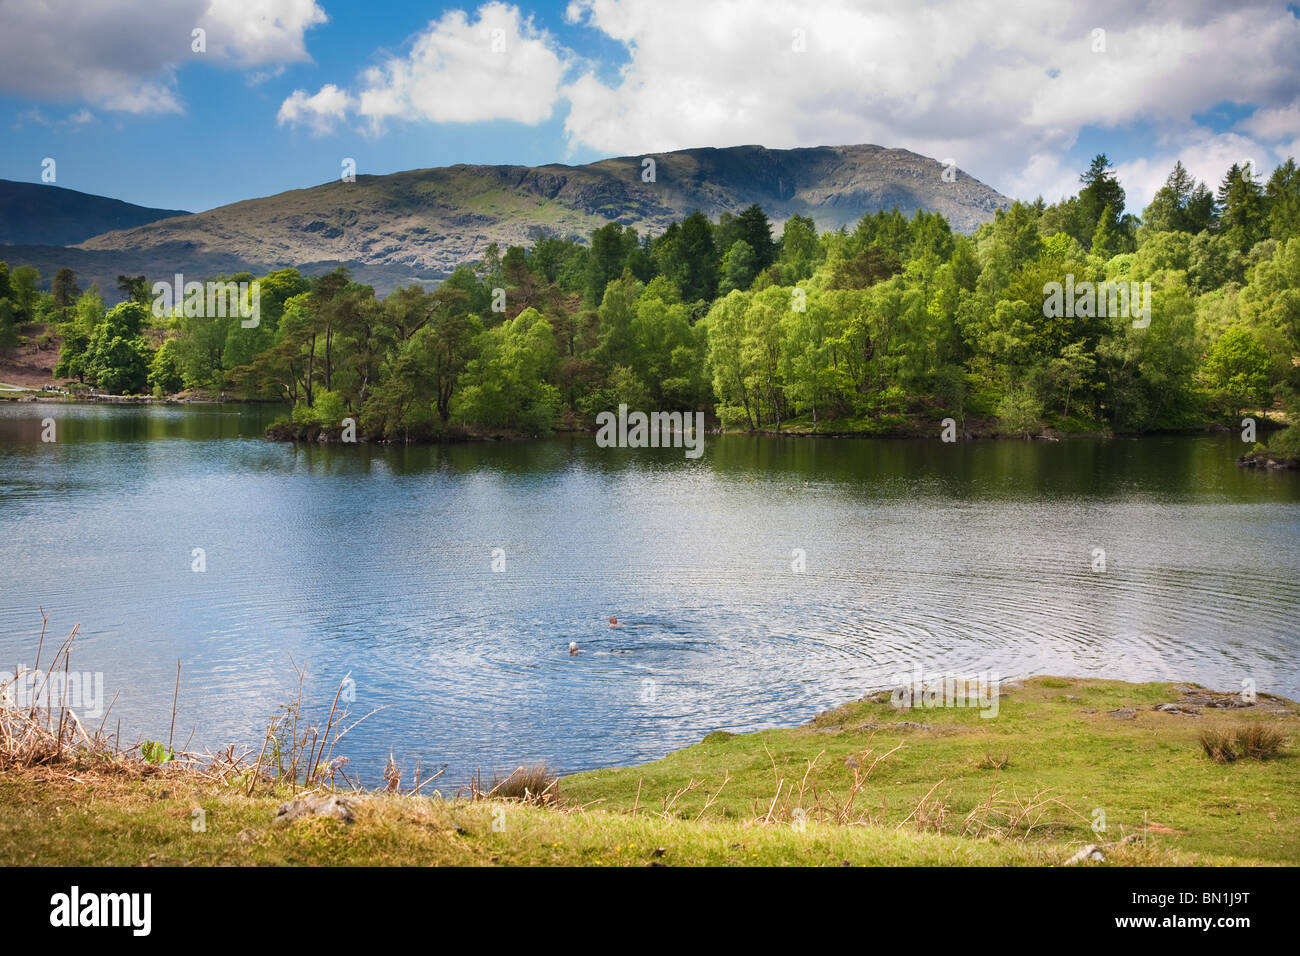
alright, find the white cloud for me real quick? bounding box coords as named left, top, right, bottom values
left=1240, top=99, right=1300, bottom=142
left=1113, top=131, right=1276, bottom=213
left=349, top=2, right=568, bottom=131
left=0, top=0, right=326, bottom=114
left=202, top=0, right=326, bottom=65
left=247, top=66, right=289, bottom=87
left=277, top=84, right=353, bottom=135
left=12, top=105, right=98, bottom=131
left=270, top=0, right=1299, bottom=207
left=558, top=0, right=1300, bottom=201
left=1005, top=152, right=1085, bottom=207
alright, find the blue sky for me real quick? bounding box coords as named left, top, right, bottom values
left=1, top=0, right=1298, bottom=215
left=1, top=0, right=615, bottom=211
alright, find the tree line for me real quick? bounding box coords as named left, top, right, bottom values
left=6, top=152, right=1299, bottom=452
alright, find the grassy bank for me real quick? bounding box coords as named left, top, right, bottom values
left=1, top=677, right=1296, bottom=866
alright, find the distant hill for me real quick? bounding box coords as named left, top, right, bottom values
left=0, top=180, right=187, bottom=247
left=2, top=145, right=1011, bottom=297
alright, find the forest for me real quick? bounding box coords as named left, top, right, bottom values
left=5, top=153, right=1300, bottom=455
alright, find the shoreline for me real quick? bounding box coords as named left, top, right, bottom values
left=4, top=389, right=1292, bottom=449
left=267, top=416, right=1282, bottom=445
left=3, top=675, right=1296, bottom=866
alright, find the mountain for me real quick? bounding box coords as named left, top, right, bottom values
left=0, top=180, right=187, bottom=246
left=4, top=145, right=1011, bottom=297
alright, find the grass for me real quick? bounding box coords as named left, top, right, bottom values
left=559, top=677, right=1300, bottom=865
left=484, top=763, right=560, bottom=802
left=0, top=771, right=1201, bottom=867
left=1200, top=724, right=1288, bottom=763
left=0, top=674, right=1296, bottom=866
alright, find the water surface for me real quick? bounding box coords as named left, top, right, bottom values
left=2, top=402, right=1298, bottom=783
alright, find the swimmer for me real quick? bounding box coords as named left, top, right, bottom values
left=569, top=641, right=580, bottom=656
left=608, top=615, right=620, bottom=627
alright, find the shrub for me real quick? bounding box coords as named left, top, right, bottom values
left=488, top=763, right=557, bottom=800
left=1267, top=425, right=1300, bottom=460
left=1199, top=729, right=1237, bottom=763
left=291, top=389, right=347, bottom=428
left=996, top=384, right=1043, bottom=437
left=1236, top=724, right=1286, bottom=760
left=1200, top=725, right=1287, bottom=763
left=141, top=741, right=173, bottom=765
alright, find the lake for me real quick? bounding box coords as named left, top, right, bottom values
left=2, top=401, right=1298, bottom=785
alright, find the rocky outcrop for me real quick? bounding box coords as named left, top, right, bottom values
left=1237, top=451, right=1299, bottom=470
left=273, top=794, right=356, bottom=825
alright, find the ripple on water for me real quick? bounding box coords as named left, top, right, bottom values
left=2, top=422, right=1299, bottom=781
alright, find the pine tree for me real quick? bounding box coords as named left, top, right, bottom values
left=1144, top=161, right=1197, bottom=233
left=1265, top=158, right=1300, bottom=241
left=1184, top=182, right=1218, bottom=234
left=1091, top=206, right=1120, bottom=260
left=677, top=211, right=718, bottom=303
left=1078, top=154, right=1127, bottom=243
left=1216, top=163, right=1266, bottom=252
left=734, top=205, right=776, bottom=271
